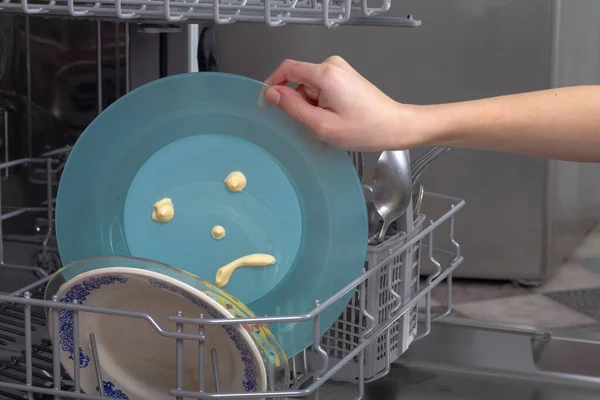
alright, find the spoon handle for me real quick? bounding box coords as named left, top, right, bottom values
left=377, top=217, right=392, bottom=242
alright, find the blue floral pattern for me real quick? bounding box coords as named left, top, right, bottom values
left=99, top=381, right=129, bottom=399
left=58, top=275, right=130, bottom=399
left=148, top=278, right=259, bottom=391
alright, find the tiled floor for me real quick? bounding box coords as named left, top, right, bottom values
left=424, top=225, right=600, bottom=331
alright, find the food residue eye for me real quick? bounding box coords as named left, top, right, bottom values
left=211, top=225, right=226, bottom=240
left=224, top=171, right=247, bottom=192
left=215, top=254, right=276, bottom=288
left=152, top=198, right=175, bottom=223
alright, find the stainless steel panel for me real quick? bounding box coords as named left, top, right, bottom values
left=216, top=0, right=556, bottom=280
left=547, top=0, right=600, bottom=274
left=316, top=318, right=600, bottom=399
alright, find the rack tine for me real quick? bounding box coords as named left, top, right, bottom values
left=114, top=23, right=121, bottom=97
left=39, top=157, right=54, bottom=268
left=25, top=16, right=32, bottom=158
left=210, top=348, right=220, bottom=396
left=443, top=273, right=453, bottom=317
left=291, top=356, right=298, bottom=382
left=96, top=21, right=103, bottom=114
left=175, top=311, right=184, bottom=400
left=52, top=296, right=61, bottom=400
left=2, top=110, right=8, bottom=178
left=312, top=300, right=328, bottom=377
left=355, top=345, right=364, bottom=400
left=450, top=208, right=461, bottom=260
left=89, top=333, right=105, bottom=397
left=427, top=222, right=451, bottom=321
left=125, top=23, right=131, bottom=93
left=24, top=292, right=33, bottom=400
left=359, top=280, right=375, bottom=339
left=415, top=224, right=441, bottom=341
left=414, top=291, right=432, bottom=342
left=198, top=314, right=205, bottom=393
left=444, top=211, right=460, bottom=316
left=302, top=348, right=308, bottom=373
left=71, top=299, right=82, bottom=395
left=425, top=223, right=442, bottom=284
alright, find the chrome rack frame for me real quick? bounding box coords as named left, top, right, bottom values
left=0, top=0, right=421, bottom=28
left=0, top=151, right=71, bottom=285
left=0, top=192, right=464, bottom=400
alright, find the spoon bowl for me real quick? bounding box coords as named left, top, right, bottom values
left=371, top=150, right=412, bottom=242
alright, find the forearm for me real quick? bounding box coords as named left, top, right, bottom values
left=415, top=86, right=600, bottom=162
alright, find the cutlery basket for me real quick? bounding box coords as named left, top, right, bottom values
left=318, top=213, right=426, bottom=381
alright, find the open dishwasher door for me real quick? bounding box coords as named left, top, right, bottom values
left=316, top=317, right=600, bottom=400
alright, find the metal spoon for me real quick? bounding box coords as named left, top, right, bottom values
left=371, top=150, right=413, bottom=242
left=362, top=185, right=381, bottom=237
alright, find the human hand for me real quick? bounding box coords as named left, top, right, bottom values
left=264, top=56, right=424, bottom=151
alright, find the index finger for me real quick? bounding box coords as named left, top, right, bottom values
left=265, top=59, right=326, bottom=88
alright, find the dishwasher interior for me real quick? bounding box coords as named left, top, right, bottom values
left=0, top=5, right=598, bottom=400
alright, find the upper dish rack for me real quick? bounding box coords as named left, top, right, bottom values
left=0, top=0, right=421, bottom=28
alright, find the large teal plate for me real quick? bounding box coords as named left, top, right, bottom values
left=55, top=72, right=367, bottom=356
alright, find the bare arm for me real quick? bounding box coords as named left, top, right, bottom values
left=265, top=57, right=600, bottom=162
left=417, top=86, right=600, bottom=162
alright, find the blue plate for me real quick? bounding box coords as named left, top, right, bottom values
left=55, top=72, right=367, bottom=356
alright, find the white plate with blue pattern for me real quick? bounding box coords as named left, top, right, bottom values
left=46, top=265, right=269, bottom=400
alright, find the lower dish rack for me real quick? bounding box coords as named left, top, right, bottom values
left=0, top=150, right=464, bottom=399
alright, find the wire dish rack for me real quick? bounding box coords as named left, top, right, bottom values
left=0, top=0, right=421, bottom=27
left=0, top=146, right=464, bottom=399
left=0, top=10, right=457, bottom=397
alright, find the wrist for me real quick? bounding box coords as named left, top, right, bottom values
left=411, top=103, right=464, bottom=148
left=388, top=103, right=448, bottom=149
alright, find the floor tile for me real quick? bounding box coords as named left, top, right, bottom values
left=427, top=278, right=533, bottom=305
left=418, top=296, right=441, bottom=309
left=575, top=258, right=600, bottom=272
left=547, top=288, right=600, bottom=321
left=572, top=230, right=600, bottom=259
left=454, top=294, right=596, bottom=328
left=537, top=262, right=600, bottom=293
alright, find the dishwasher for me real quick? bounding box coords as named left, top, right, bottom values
left=0, top=2, right=598, bottom=400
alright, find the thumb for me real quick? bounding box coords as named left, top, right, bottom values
left=264, top=85, right=332, bottom=133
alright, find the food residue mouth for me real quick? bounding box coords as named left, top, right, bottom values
left=215, top=254, right=276, bottom=288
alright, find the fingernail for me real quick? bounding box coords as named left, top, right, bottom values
left=258, top=86, right=268, bottom=109
left=264, top=87, right=281, bottom=106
